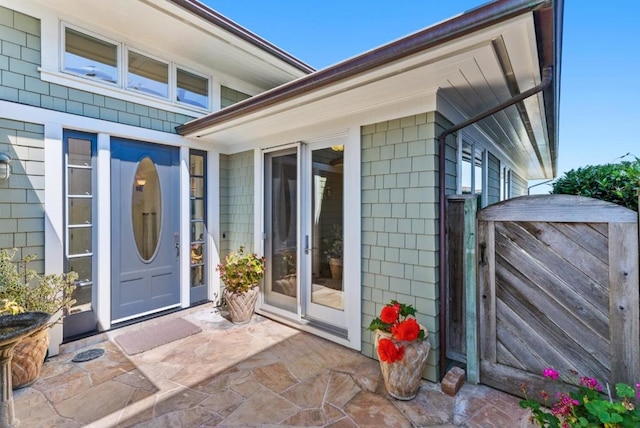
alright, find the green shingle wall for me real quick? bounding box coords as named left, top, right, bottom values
left=487, top=152, right=500, bottom=205
left=0, top=6, right=195, bottom=133
left=510, top=171, right=527, bottom=197
left=219, top=151, right=255, bottom=258
left=360, top=112, right=456, bottom=381
left=220, top=86, right=251, bottom=109
left=0, top=118, right=45, bottom=273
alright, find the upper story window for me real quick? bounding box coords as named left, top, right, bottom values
left=61, top=24, right=210, bottom=111
left=64, top=27, right=118, bottom=84
left=127, top=50, right=169, bottom=99
left=177, top=68, right=208, bottom=109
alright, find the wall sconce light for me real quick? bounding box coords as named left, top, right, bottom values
left=136, top=178, right=146, bottom=187
left=0, top=153, right=11, bottom=180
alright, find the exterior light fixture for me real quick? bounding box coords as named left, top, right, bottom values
left=0, top=153, right=11, bottom=180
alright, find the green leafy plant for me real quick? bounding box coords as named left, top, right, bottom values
left=0, top=299, right=24, bottom=316
left=217, top=246, right=266, bottom=293
left=367, top=300, right=426, bottom=363
left=323, top=224, right=343, bottom=259
left=0, top=248, right=77, bottom=327
left=520, top=368, right=640, bottom=427
left=552, top=158, right=640, bottom=211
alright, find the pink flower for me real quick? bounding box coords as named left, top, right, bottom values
left=637, top=383, right=640, bottom=399
left=543, top=368, right=559, bottom=380
left=579, top=376, right=602, bottom=392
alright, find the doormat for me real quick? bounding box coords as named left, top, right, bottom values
left=115, top=318, right=202, bottom=356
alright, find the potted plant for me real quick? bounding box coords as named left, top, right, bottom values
left=368, top=300, right=430, bottom=400
left=324, top=224, right=343, bottom=280
left=0, top=248, right=77, bottom=389
left=217, top=246, right=265, bottom=324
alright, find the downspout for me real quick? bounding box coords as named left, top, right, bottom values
left=436, top=65, right=553, bottom=378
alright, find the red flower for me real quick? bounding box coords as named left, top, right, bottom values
left=377, top=338, right=405, bottom=363
left=391, top=318, right=421, bottom=341
left=380, top=304, right=400, bottom=324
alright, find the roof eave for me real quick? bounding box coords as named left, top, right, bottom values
left=169, top=0, right=315, bottom=74
left=176, top=0, right=558, bottom=140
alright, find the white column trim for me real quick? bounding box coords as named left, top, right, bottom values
left=96, top=133, right=111, bottom=330
left=207, top=149, right=221, bottom=304
left=180, top=146, right=190, bottom=308
left=44, top=122, right=64, bottom=356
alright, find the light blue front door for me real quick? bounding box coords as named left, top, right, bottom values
left=111, top=139, right=180, bottom=322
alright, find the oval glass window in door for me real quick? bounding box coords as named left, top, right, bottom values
left=132, top=157, right=162, bottom=261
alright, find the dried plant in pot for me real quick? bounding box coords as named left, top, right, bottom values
left=0, top=248, right=77, bottom=389
left=217, top=246, right=265, bottom=324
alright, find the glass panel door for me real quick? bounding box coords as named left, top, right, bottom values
left=264, top=148, right=299, bottom=314
left=303, top=143, right=345, bottom=327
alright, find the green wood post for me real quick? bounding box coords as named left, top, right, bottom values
left=464, top=196, right=479, bottom=384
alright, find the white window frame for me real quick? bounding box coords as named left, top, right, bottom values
left=125, top=47, right=171, bottom=101
left=175, top=65, right=211, bottom=111
left=61, top=23, right=121, bottom=88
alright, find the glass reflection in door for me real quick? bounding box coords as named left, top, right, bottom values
left=309, top=145, right=344, bottom=312
left=264, top=148, right=298, bottom=313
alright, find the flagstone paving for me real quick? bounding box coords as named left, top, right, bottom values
left=13, top=304, right=536, bottom=427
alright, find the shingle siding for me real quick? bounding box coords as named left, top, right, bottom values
left=360, top=111, right=455, bottom=381
left=511, top=171, right=527, bottom=197
left=219, top=151, right=255, bottom=257
left=0, top=118, right=45, bottom=273
left=0, top=6, right=195, bottom=133
left=487, top=152, right=500, bottom=205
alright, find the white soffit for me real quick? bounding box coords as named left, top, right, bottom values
left=37, top=0, right=309, bottom=89
left=188, top=13, right=548, bottom=173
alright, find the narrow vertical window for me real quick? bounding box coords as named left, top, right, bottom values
left=65, top=132, right=96, bottom=316
left=190, top=151, right=207, bottom=295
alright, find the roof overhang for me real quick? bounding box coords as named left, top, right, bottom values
left=178, top=0, right=562, bottom=179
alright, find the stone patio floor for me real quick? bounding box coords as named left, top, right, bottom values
left=14, top=304, right=536, bottom=427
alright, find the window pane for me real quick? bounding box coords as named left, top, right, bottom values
left=69, top=227, right=92, bottom=254
left=191, top=177, right=204, bottom=198
left=191, top=200, right=204, bottom=220
left=64, top=28, right=117, bottom=83
left=132, top=157, right=162, bottom=261
left=127, top=51, right=168, bottom=98
left=190, top=154, right=204, bottom=176
left=69, top=256, right=92, bottom=284
left=191, top=221, right=204, bottom=242
left=68, top=198, right=92, bottom=225
left=177, top=68, right=208, bottom=109
left=68, top=138, right=92, bottom=166
left=69, top=168, right=92, bottom=195
left=461, top=143, right=472, bottom=194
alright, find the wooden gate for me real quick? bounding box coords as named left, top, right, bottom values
left=477, top=195, right=639, bottom=398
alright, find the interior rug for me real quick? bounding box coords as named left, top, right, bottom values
left=115, top=318, right=202, bottom=355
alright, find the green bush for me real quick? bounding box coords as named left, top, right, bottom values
left=551, top=158, right=640, bottom=211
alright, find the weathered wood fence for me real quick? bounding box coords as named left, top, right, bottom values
left=447, top=194, right=640, bottom=398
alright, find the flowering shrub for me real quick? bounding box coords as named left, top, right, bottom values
left=217, top=246, right=266, bottom=293
left=368, top=300, right=426, bottom=363
left=520, top=368, right=640, bottom=427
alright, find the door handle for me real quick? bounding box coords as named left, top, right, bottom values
left=304, top=235, right=310, bottom=255
left=174, top=233, right=180, bottom=258
left=479, top=242, right=487, bottom=266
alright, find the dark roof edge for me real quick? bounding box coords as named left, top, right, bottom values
left=169, top=0, right=315, bottom=74
left=177, top=0, right=554, bottom=136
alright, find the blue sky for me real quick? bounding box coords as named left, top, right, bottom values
left=206, top=1, right=639, bottom=193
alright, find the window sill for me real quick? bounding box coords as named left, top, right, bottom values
left=39, top=68, right=211, bottom=119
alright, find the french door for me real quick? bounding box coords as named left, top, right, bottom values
left=263, top=141, right=346, bottom=331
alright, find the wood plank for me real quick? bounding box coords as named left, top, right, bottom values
left=478, top=195, right=637, bottom=223
left=608, top=222, right=640, bottom=386
left=520, top=222, right=608, bottom=286
left=495, top=263, right=610, bottom=378
left=495, top=222, right=610, bottom=328
left=446, top=197, right=467, bottom=360
left=548, top=222, right=609, bottom=265
left=478, top=220, right=496, bottom=363
left=464, top=196, right=478, bottom=383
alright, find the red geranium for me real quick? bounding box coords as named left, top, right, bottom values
left=391, top=318, right=421, bottom=341
left=368, top=300, right=427, bottom=363
left=380, top=303, right=400, bottom=324
left=377, top=338, right=405, bottom=363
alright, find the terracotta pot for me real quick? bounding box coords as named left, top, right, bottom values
left=11, top=327, right=49, bottom=389
left=329, top=257, right=343, bottom=280
left=224, top=286, right=259, bottom=324
left=374, top=327, right=431, bottom=400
